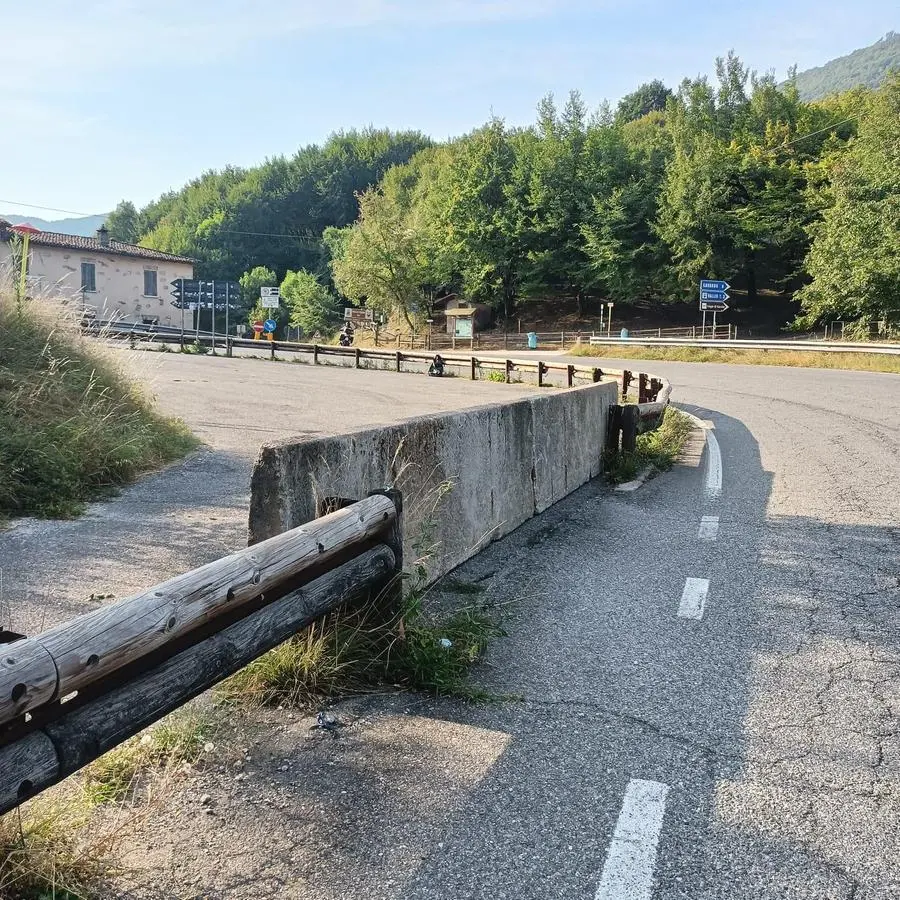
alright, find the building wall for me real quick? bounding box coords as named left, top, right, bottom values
left=24, top=245, right=194, bottom=326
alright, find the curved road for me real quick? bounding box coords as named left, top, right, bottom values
left=3, top=352, right=898, bottom=897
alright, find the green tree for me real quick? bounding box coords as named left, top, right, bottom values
left=329, top=180, right=432, bottom=328
left=282, top=269, right=342, bottom=336
left=105, top=200, right=139, bottom=243
left=615, top=80, right=672, bottom=125
left=438, top=119, right=526, bottom=317
left=795, top=76, right=900, bottom=332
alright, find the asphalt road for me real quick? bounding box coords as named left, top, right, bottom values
left=100, top=356, right=900, bottom=899
left=3, top=350, right=898, bottom=897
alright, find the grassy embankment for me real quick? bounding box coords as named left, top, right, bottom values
left=0, top=291, right=198, bottom=519
left=569, top=343, right=900, bottom=374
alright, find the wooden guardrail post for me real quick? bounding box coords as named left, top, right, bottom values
left=395, top=351, right=402, bottom=373
left=621, top=370, right=633, bottom=399
left=313, top=344, right=319, bottom=365
left=592, top=368, right=602, bottom=383
left=270, top=340, right=276, bottom=361
left=470, top=357, right=477, bottom=380
left=621, top=405, right=640, bottom=452
left=505, top=360, right=513, bottom=383
left=607, top=405, right=623, bottom=453
left=355, top=348, right=362, bottom=369
left=538, top=361, right=545, bottom=387
left=638, top=373, right=648, bottom=403
left=567, top=365, right=575, bottom=388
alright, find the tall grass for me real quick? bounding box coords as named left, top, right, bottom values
left=0, top=288, right=197, bottom=518
left=570, top=343, right=900, bottom=374
left=0, top=798, right=116, bottom=900
left=219, top=575, right=505, bottom=707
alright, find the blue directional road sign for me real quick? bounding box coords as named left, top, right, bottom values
left=700, top=279, right=730, bottom=292
left=700, top=290, right=729, bottom=302
left=263, top=319, right=277, bottom=333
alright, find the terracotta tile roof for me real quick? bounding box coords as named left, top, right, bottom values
left=5, top=227, right=195, bottom=264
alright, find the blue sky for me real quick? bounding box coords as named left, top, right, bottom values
left=1, top=0, right=895, bottom=217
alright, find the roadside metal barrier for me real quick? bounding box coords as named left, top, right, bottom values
left=0, top=492, right=403, bottom=816
left=92, top=323, right=672, bottom=436
left=587, top=335, right=900, bottom=356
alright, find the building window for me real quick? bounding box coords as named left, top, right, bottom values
left=81, top=262, right=96, bottom=293
left=143, top=269, right=158, bottom=297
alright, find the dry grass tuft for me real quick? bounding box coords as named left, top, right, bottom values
left=0, top=284, right=198, bottom=519
left=0, top=796, right=116, bottom=900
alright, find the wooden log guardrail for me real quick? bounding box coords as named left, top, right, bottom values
left=0, top=493, right=402, bottom=815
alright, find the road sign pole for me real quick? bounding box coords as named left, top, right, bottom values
left=180, top=284, right=185, bottom=349
left=702, top=309, right=707, bottom=339
left=712, top=309, right=717, bottom=339
left=211, top=280, right=216, bottom=354
left=195, top=283, right=201, bottom=340
left=225, top=282, right=230, bottom=356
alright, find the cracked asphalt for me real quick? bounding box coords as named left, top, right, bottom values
left=3, top=351, right=899, bottom=898
left=101, top=359, right=900, bottom=899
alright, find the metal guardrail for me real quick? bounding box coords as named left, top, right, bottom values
left=93, top=324, right=672, bottom=416
left=588, top=336, right=900, bottom=356
left=0, top=493, right=403, bottom=815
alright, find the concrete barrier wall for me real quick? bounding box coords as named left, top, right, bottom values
left=248, top=379, right=618, bottom=581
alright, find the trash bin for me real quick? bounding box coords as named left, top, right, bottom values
left=527, top=332, right=538, bottom=350
left=620, top=328, right=629, bottom=339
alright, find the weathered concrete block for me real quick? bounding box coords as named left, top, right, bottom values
left=248, top=379, right=617, bottom=583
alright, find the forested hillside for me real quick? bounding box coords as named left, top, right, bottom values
left=792, top=32, right=900, bottom=100
left=117, top=54, right=900, bottom=338
left=105, top=128, right=431, bottom=280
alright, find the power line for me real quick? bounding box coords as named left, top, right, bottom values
left=772, top=115, right=859, bottom=151
left=0, top=199, right=96, bottom=217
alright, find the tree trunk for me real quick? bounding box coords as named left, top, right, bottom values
left=575, top=291, right=584, bottom=318
left=745, top=252, right=757, bottom=304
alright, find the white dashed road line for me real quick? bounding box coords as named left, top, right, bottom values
left=677, top=408, right=723, bottom=500
left=595, top=779, right=670, bottom=900
left=702, top=427, right=722, bottom=500
left=678, top=577, right=709, bottom=620
left=697, top=515, right=720, bottom=541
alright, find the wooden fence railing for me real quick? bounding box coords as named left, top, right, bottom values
left=0, top=493, right=402, bottom=816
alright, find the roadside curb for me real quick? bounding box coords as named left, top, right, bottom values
left=614, top=466, right=656, bottom=492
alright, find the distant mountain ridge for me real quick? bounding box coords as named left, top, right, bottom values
left=0, top=213, right=107, bottom=237
left=792, top=31, right=900, bottom=100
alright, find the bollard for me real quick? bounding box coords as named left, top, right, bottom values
left=270, top=340, right=276, bottom=361
left=621, top=405, right=640, bottom=452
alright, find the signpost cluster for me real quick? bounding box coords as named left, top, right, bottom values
left=699, top=279, right=729, bottom=338
left=171, top=279, right=242, bottom=349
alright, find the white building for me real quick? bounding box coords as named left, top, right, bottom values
left=0, top=220, right=194, bottom=326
